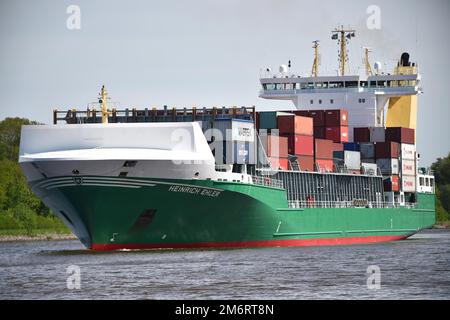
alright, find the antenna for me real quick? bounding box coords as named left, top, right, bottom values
left=311, top=40, right=320, bottom=77
left=331, top=26, right=355, bottom=76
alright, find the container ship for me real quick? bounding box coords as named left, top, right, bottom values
left=19, top=27, right=435, bottom=250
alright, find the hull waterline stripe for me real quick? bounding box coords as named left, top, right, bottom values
left=91, top=234, right=409, bottom=251
left=36, top=176, right=224, bottom=192
left=37, top=177, right=158, bottom=188
left=43, top=180, right=156, bottom=189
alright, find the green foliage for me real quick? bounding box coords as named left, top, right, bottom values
left=0, top=117, right=38, bottom=161
left=0, top=117, right=70, bottom=235
left=431, top=152, right=450, bottom=222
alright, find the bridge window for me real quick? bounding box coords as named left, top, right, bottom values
left=370, top=81, right=377, bottom=87
left=345, top=81, right=358, bottom=88
left=265, top=84, right=275, bottom=90
left=377, top=81, right=387, bottom=87
left=360, top=81, right=368, bottom=87
left=285, top=83, right=294, bottom=90
left=419, top=177, right=424, bottom=186
left=329, top=82, right=343, bottom=88
left=300, top=83, right=308, bottom=89
left=307, top=82, right=314, bottom=89
left=276, top=84, right=283, bottom=90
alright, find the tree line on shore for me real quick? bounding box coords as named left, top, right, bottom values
left=0, top=117, right=448, bottom=236
left=0, top=118, right=68, bottom=235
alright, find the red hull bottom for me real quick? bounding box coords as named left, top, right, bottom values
left=91, top=235, right=409, bottom=251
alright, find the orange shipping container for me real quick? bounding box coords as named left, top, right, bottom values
left=268, top=157, right=289, bottom=171
left=315, top=159, right=334, bottom=172
left=260, top=135, right=288, bottom=158
left=297, top=155, right=314, bottom=171
left=277, top=115, right=313, bottom=136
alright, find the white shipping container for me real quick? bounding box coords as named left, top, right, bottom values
left=376, top=158, right=399, bottom=175
left=401, top=144, right=416, bottom=160
left=361, top=162, right=378, bottom=175
left=402, top=175, right=417, bottom=192
left=369, top=127, right=385, bottom=143
left=344, top=151, right=361, bottom=170
left=401, top=159, right=416, bottom=176
left=213, top=119, right=255, bottom=142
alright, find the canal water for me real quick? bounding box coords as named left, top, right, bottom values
left=1, top=229, right=449, bottom=299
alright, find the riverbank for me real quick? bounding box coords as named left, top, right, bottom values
left=433, top=221, right=450, bottom=229
left=0, top=230, right=75, bottom=242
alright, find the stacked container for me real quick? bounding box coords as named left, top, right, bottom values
left=385, top=127, right=416, bottom=192
left=212, top=119, right=256, bottom=165
left=314, top=139, right=334, bottom=172
left=360, top=142, right=376, bottom=163
left=383, top=175, right=400, bottom=192
left=333, top=151, right=361, bottom=174
left=353, top=127, right=370, bottom=143
left=307, top=110, right=326, bottom=139
left=260, top=135, right=289, bottom=171
left=278, top=115, right=314, bottom=171
left=375, top=142, right=400, bottom=175
left=324, top=109, right=349, bottom=143
left=258, top=111, right=294, bottom=130
left=399, top=140, right=417, bottom=193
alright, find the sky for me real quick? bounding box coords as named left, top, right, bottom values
left=0, top=0, right=449, bottom=166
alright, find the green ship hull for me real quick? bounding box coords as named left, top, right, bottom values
left=31, top=176, right=436, bottom=250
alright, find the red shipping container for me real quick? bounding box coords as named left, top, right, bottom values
left=315, top=159, right=334, bottom=172
left=296, top=155, right=314, bottom=171
left=313, top=126, right=325, bottom=139
left=375, top=142, right=400, bottom=159
left=325, top=126, right=349, bottom=143
left=354, top=127, right=370, bottom=143
left=308, top=110, right=325, bottom=127
left=332, top=143, right=344, bottom=152
left=268, top=157, right=289, bottom=171
left=385, top=127, right=415, bottom=144
left=325, top=109, right=349, bottom=126
left=277, top=115, right=313, bottom=136
left=384, top=175, right=399, bottom=192
left=261, top=135, right=288, bottom=158
left=314, top=139, right=334, bottom=159
left=283, top=135, right=314, bottom=156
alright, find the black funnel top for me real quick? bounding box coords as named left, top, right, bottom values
left=400, top=52, right=411, bottom=67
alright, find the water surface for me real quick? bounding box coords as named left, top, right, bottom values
left=1, top=229, right=449, bottom=299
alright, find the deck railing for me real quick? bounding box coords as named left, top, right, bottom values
left=251, top=176, right=284, bottom=189
left=287, top=200, right=417, bottom=209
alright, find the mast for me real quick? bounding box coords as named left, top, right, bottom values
left=363, top=47, right=373, bottom=76
left=331, top=26, right=355, bottom=76
left=99, top=85, right=109, bottom=124
left=311, top=40, right=320, bottom=77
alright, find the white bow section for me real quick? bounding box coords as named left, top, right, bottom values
left=19, top=122, right=217, bottom=181
left=19, top=122, right=214, bottom=162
